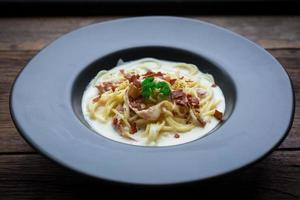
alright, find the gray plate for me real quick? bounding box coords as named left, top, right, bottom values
left=10, top=17, right=294, bottom=185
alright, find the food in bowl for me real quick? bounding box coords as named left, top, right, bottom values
left=82, top=58, right=225, bottom=146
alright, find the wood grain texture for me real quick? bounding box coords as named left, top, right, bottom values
left=0, top=16, right=299, bottom=51
left=0, top=151, right=299, bottom=199
left=0, top=49, right=299, bottom=153
left=0, top=51, right=35, bottom=153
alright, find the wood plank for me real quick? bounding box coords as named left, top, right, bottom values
left=0, top=51, right=36, bottom=153
left=0, top=151, right=299, bottom=199
left=0, top=49, right=299, bottom=153
left=196, top=16, right=300, bottom=49
left=0, top=16, right=299, bottom=51
left=0, top=17, right=116, bottom=51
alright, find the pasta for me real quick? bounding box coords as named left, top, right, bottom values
left=82, top=58, right=225, bottom=146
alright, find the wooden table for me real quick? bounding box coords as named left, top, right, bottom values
left=0, top=16, right=299, bottom=199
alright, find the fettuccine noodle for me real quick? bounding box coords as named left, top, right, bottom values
left=82, top=58, right=225, bottom=146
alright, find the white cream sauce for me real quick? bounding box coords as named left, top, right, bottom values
left=82, top=58, right=225, bottom=146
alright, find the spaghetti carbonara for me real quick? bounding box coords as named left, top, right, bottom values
left=82, top=58, right=225, bottom=146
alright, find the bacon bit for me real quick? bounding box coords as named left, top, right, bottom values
left=92, top=96, right=100, bottom=103
left=171, top=89, right=185, bottom=99
left=214, top=110, right=223, bottom=121
left=143, top=71, right=155, bottom=77
left=143, top=71, right=164, bottom=78
left=112, top=117, right=119, bottom=126
left=130, top=122, right=137, bottom=134
left=130, top=74, right=140, bottom=83
left=126, top=74, right=140, bottom=83
left=96, top=82, right=117, bottom=93
left=129, top=96, right=143, bottom=107
left=112, top=114, right=135, bottom=140
left=176, top=100, right=188, bottom=107
left=129, top=96, right=153, bottom=111
left=211, top=83, right=217, bottom=88
left=133, top=79, right=141, bottom=88
left=112, top=116, right=125, bottom=135
left=169, top=79, right=177, bottom=85
left=120, top=70, right=140, bottom=83
left=129, top=96, right=145, bottom=110
left=112, top=116, right=123, bottom=133
left=172, top=111, right=177, bottom=116
left=143, top=71, right=154, bottom=77
left=197, top=118, right=206, bottom=127
left=174, top=133, right=180, bottom=138
left=163, top=76, right=177, bottom=85
left=128, top=84, right=141, bottom=98
left=187, top=94, right=199, bottom=107
left=156, top=71, right=164, bottom=77
left=171, top=90, right=191, bottom=107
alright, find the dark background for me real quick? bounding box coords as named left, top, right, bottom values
left=0, top=0, right=299, bottom=16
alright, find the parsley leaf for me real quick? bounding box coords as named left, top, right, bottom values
left=156, top=82, right=171, bottom=96
left=141, top=77, right=171, bottom=99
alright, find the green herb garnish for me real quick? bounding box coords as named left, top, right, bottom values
left=141, top=77, right=171, bottom=99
